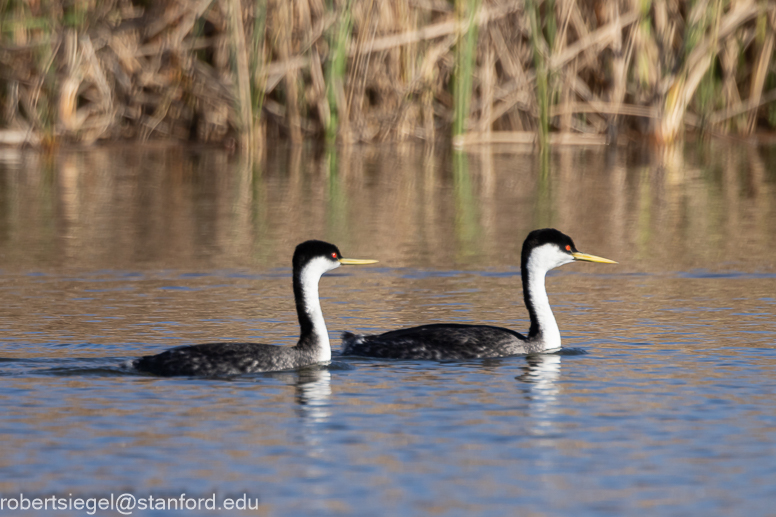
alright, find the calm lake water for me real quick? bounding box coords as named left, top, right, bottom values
left=0, top=142, right=775, bottom=516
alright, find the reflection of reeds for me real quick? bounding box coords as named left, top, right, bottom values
left=452, top=150, right=481, bottom=259
left=1, top=0, right=775, bottom=149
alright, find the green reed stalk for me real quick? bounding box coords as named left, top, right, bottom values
left=35, top=11, right=58, bottom=143
left=227, top=0, right=254, bottom=151
left=325, top=0, right=352, bottom=144
left=63, top=0, right=87, bottom=30
left=452, top=0, right=481, bottom=137
left=527, top=0, right=549, bottom=149
left=251, top=0, right=267, bottom=133
left=691, top=0, right=720, bottom=124
left=1, top=2, right=57, bottom=139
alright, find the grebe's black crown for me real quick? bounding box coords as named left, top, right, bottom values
left=293, top=240, right=341, bottom=269
left=521, top=229, right=577, bottom=264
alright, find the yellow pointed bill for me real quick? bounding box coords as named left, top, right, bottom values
left=339, top=257, right=379, bottom=265
left=571, top=252, right=617, bottom=264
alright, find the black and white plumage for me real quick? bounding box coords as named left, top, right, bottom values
left=341, top=229, right=616, bottom=360
left=129, top=240, right=376, bottom=377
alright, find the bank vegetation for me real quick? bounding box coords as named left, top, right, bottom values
left=1, top=0, right=775, bottom=151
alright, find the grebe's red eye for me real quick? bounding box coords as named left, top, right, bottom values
left=565, top=245, right=571, bottom=251
left=332, top=252, right=338, bottom=259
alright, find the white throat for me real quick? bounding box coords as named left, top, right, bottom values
left=298, top=256, right=340, bottom=362
left=526, top=244, right=573, bottom=352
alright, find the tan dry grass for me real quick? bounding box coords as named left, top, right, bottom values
left=1, top=0, right=775, bottom=149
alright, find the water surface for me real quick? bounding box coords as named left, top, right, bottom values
left=0, top=142, right=775, bottom=516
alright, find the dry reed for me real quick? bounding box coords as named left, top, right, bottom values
left=1, top=0, right=775, bottom=150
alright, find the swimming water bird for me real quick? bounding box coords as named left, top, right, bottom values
left=341, top=229, right=616, bottom=360
left=129, top=240, right=377, bottom=377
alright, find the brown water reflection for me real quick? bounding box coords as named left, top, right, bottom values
left=0, top=142, right=774, bottom=273
left=0, top=141, right=773, bottom=359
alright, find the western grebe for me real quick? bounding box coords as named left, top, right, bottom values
left=129, top=240, right=377, bottom=377
left=341, top=229, right=615, bottom=360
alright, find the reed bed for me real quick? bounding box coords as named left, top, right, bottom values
left=1, top=0, right=775, bottom=150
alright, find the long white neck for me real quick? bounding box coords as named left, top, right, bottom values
left=295, top=257, right=336, bottom=362
left=525, top=261, right=561, bottom=351
left=524, top=244, right=572, bottom=352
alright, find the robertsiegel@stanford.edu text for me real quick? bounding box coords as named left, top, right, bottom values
left=0, top=493, right=260, bottom=514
